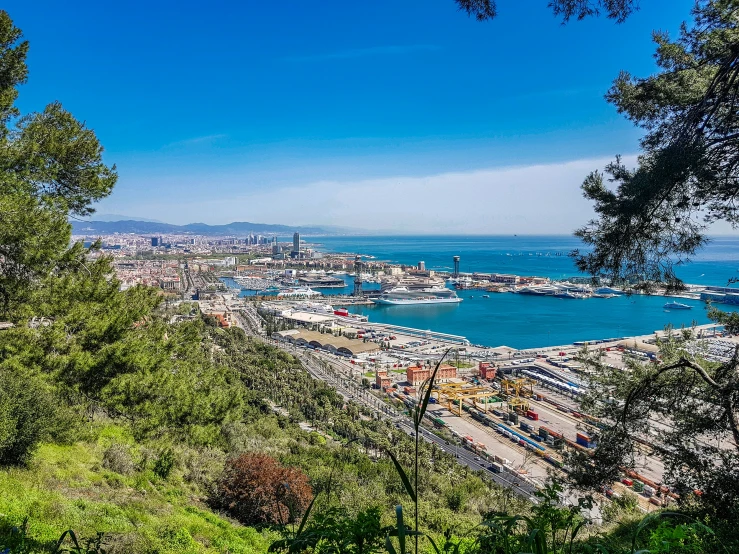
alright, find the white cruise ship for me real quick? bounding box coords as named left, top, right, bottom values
left=372, top=286, right=462, bottom=305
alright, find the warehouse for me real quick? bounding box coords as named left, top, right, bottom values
left=272, top=329, right=380, bottom=356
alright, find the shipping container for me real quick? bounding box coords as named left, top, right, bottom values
left=621, top=478, right=633, bottom=487
left=526, top=410, right=539, bottom=421
left=540, top=426, right=563, bottom=439
left=649, top=497, right=662, bottom=506
left=633, top=481, right=645, bottom=492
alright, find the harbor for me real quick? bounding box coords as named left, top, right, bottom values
left=209, top=233, right=737, bottom=505
left=196, top=230, right=737, bottom=514
left=222, top=273, right=717, bottom=350
left=251, top=292, right=732, bottom=509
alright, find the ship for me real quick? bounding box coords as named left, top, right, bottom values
left=277, top=287, right=322, bottom=298
left=664, top=301, right=692, bottom=310
left=372, top=286, right=462, bottom=305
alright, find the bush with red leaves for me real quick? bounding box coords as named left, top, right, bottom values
left=213, top=453, right=313, bottom=526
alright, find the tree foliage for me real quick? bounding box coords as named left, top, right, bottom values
left=453, top=0, right=637, bottom=22
left=214, top=453, right=314, bottom=526
left=575, top=0, right=739, bottom=286
left=0, top=11, right=116, bottom=317
left=0, top=367, right=58, bottom=465
left=571, top=332, right=739, bottom=519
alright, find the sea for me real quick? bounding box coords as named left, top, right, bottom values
left=230, top=235, right=739, bottom=350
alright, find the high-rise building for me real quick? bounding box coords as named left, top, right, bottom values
left=453, top=256, right=460, bottom=278
left=293, top=232, right=300, bottom=253
left=353, top=255, right=363, bottom=296
left=151, top=236, right=161, bottom=247
left=418, top=261, right=426, bottom=271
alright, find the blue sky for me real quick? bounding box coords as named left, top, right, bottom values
left=9, top=0, right=715, bottom=233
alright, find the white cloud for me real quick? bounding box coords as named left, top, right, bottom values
left=113, top=155, right=636, bottom=233
left=168, top=155, right=631, bottom=234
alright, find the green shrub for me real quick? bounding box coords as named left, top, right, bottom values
left=101, top=443, right=134, bottom=476
left=153, top=447, right=176, bottom=480
left=0, top=368, right=58, bottom=466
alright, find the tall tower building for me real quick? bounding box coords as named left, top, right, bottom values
left=353, top=255, right=363, bottom=297
left=293, top=232, right=300, bottom=254
left=453, top=256, right=460, bottom=278
left=418, top=261, right=426, bottom=271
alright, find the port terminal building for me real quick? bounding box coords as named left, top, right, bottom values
left=271, top=329, right=380, bottom=356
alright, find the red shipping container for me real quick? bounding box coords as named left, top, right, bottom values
left=622, top=478, right=634, bottom=487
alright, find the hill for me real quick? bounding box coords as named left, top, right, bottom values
left=70, top=219, right=332, bottom=236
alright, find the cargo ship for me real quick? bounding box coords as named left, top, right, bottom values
left=372, top=286, right=462, bottom=305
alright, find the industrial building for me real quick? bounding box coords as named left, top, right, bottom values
left=271, top=329, right=380, bottom=356
left=406, top=363, right=457, bottom=385
left=375, top=370, right=393, bottom=389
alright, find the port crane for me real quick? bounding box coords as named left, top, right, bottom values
left=500, top=377, right=535, bottom=398
left=432, top=383, right=498, bottom=416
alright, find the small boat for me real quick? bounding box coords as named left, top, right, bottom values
left=482, top=294, right=490, bottom=298
left=664, top=301, right=692, bottom=310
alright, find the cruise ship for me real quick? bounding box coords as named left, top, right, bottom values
left=372, top=286, right=462, bottom=305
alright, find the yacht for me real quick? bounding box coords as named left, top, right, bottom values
left=277, top=287, right=322, bottom=298
left=664, top=301, right=692, bottom=310
left=372, top=286, right=462, bottom=305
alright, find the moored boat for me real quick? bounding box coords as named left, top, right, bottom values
left=663, top=301, right=692, bottom=310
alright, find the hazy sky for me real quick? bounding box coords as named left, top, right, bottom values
left=10, top=0, right=724, bottom=234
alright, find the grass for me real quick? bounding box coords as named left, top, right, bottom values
left=0, top=426, right=277, bottom=553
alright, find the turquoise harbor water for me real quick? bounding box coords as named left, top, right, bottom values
left=256, top=235, right=739, bottom=350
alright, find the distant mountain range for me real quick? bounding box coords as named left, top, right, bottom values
left=70, top=219, right=334, bottom=236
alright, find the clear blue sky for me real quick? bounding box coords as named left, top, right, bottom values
left=8, top=0, right=706, bottom=233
